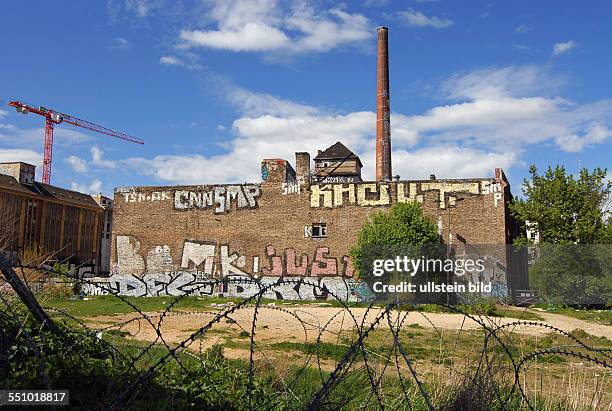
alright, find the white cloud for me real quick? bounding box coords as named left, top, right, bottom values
left=123, top=65, right=612, bottom=185
left=179, top=0, right=371, bottom=53
left=107, top=0, right=166, bottom=18
left=363, top=0, right=389, bottom=6
left=91, top=146, right=116, bottom=169
left=513, top=43, right=532, bottom=51
left=552, top=40, right=577, bottom=57
left=441, top=65, right=564, bottom=100
left=398, top=9, right=453, bottom=29
left=123, top=110, right=500, bottom=183
left=62, top=146, right=116, bottom=174
left=0, top=109, right=7, bottom=118
left=126, top=110, right=376, bottom=184
left=70, top=179, right=102, bottom=194
left=285, top=8, right=371, bottom=52
left=410, top=96, right=560, bottom=131
left=160, top=55, right=181, bottom=65
left=515, top=25, right=531, bottom=34
left=227, top=85, right=319, bottom=117
left=66, top=155, right=87, bottom=173
left=555, top=123, right=611, bottom=152
left=128, top=0, right=149, bottom=17
left=110, top=37, right=131, bottom=50
left=406, top=66, right=611, bottom=152
left=90, top=180, right=102, bottom=193
left=390, top=147, right=516, bottom=180
left=0, top=126, right=92, bottom=147
left=159, top=55, right=202, bottom=70
left=180, top=23, right=289, bottom=52
left=0, top=149, right=42, bottom=167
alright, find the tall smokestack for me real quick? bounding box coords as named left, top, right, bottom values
left=376, top=26, right=392, bottom=182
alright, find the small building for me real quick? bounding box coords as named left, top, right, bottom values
left=313, top=142, right=363, bottom=183
left=0, top=162, right=104, bottom=275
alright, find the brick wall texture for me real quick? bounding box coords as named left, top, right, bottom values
left=110, top=158, right=514, bottom=283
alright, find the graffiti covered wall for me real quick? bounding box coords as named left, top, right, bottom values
left=88, top=234, right=370, bottom=301
left=113, top=236, right=354, bottom=278
left=103, top=160, right=515, bottom=300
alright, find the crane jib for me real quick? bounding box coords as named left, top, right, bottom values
left=7, top=99, right=144, bottom=184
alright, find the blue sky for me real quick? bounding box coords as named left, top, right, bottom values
left=1, top=0, right=610, bottom=196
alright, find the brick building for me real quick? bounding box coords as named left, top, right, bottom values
left=92, top=144, right=524, bottom=301
left=0, top=162, right=104, bottom=274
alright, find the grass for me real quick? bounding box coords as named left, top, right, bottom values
left=43, top=293, right=383, bottom=318
left=348, top=325, right=610, bottom=368
left=46, top=294, right=555, bottom=322
left=9, top=293, right=611, bottom=410
left=44, top=295, right=243, bottom=317
left=65, top=328, right=612, bottom=410
left=222, top=339, right=251, bottom=350
left=263, top=325, right=612, bottom=370
left=532, top=304, right=612, bottom=325
left=270, top=341, right=354, bottom=362
left=493, top=307, right=544, bottom=321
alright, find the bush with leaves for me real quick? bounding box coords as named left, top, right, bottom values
left=350, top=202, right=447, bottom=304
left=350, top=202, right=439, bottom=273
left=529, top=245, right=612, bottom=306
left=0, top=310, right=282, bottom=409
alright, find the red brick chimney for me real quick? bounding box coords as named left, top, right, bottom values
left=376, top=26, right=392, bottom=182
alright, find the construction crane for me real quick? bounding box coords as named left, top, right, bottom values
left=8, top=100, right=144, bottom=184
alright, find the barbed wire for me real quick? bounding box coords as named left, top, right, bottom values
left=1, top=262, right=610, bottom=410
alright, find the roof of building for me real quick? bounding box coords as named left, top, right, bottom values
left=0, top=161, right=35, bottom=166
left=0, top=174, right=35, bottom=195
left=314, top=142, right=363, bottom=167
left=0, top=175, right=102, bottom=210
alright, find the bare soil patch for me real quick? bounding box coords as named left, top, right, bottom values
left=86, top=304, right=612, bottom=348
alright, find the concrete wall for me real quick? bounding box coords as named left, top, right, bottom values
left=0, top=162, right=35, bottom=184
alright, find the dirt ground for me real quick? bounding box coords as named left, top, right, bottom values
left=83, top=304, right=611, bottom=408
left=86, top=303, right=612, bottom=348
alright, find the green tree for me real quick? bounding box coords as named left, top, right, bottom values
left=349, top=202, right=438, bottom=277
left=604, top=219, right=612, bottom=244
left=529, top=245, right=611, bottom=305
left=510, top=165, right=611, bottom=244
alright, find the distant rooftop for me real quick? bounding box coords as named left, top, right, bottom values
left=0, top=174, right=102, bottom=210
left=0, top=161, right=35, bottom=166
left=314, top=141, right=363, bottom=167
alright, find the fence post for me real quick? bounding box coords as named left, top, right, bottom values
left=0, top=256, right=60, bottom=334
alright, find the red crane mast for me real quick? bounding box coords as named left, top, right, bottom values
left=8, top=100, right=144, bottom=184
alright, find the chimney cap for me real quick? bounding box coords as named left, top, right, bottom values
left=377, top=26, right=388, bottom=31
left=430, top=174, right=436, bottom=180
